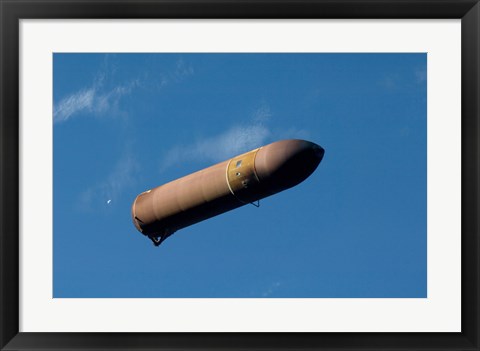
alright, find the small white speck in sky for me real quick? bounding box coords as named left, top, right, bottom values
left=107, top=199, right=112, bottom=204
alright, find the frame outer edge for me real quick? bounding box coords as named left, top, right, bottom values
left=0, top=1, right=20, bottom=351
left=462, top=2, right=480, bottom=349
left=1, top=0, right=480, bottom=350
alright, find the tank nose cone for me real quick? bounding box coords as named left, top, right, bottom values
left=289, top=140, right=324, bottom=179
left=254, top=139, right=324, bottom=194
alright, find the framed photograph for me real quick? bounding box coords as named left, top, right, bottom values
left=1, top=0, right=479, bottom=350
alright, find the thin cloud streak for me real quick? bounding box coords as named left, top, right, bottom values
left=161, top=120, right=271, bottom=171
left=53, top=81, right=138, bottom=124
left=54, top=56, right=195, bottom=124
left=53, top=89, right=95, bottom=123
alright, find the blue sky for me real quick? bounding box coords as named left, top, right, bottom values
left=53, top=53, right=427, bottom=298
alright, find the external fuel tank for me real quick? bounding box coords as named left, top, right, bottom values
left=132, top=139, right=324, bottom=246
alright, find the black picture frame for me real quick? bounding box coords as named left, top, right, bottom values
left=1, top=0, right=479, bottom=350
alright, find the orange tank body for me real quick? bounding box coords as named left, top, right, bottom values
left=131, top=139, right=324, bottom=246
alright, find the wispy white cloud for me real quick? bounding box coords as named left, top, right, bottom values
left=54, top=56, right=195, bottom=124
left=53, top=88, right=96, bottom=123
left=163, top=124, right=270, bottom=168
left=161, top=107, right=272, bottom=170
left=53, top=80, right=138, bottom=124
left=79, top=153, right=139, bottom=211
